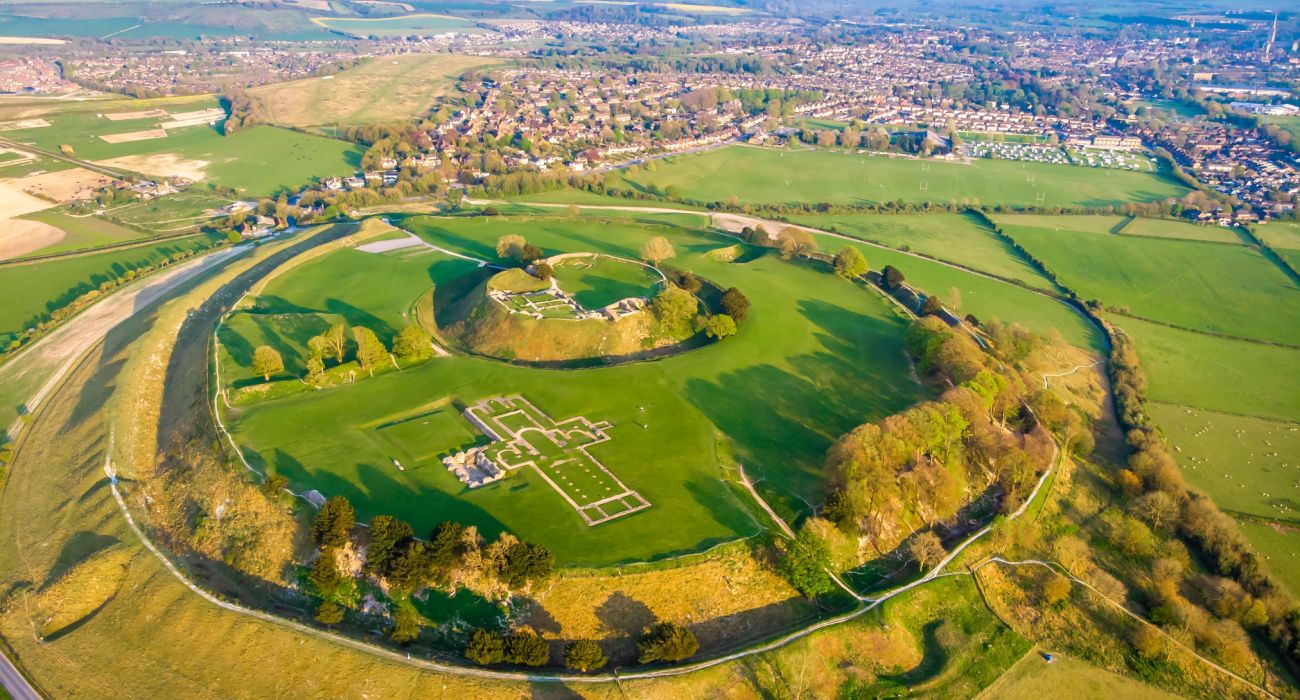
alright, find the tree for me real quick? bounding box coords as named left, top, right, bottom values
left=908, top=532, right=946, bottom=571
left=1042, top=574, right=1072, bottom=606
left=832, top=246, right=868, bottom=279
left=881, top=265, right=905, bottom=291
left=305, top=357, right=326, bottom=385
left=251, top=345, right=283, bottom=381
left=519, top=243, right=545, bottom=264
left=315, top=601, right=344, bottom=626
left=496, top=234, right=525, bottom=262
left=780, top=526, right=835, bottom=597
left=504, top=630, right=550, bottom=666
left=392, top=323, right=432, bottom=362
left=778, top=227, right=816, bottom=259
left=390, top=603, right=422, bottom=643
left=921, top=295, right=945, bottom=317
left=307, top=334, right=327, bottom=361
left=720, top=287, right=750, bottom=323
left=367, top=515, right=415, bottom=577
left=641, top=236, right=676, bottom=265
left=312, top=496, right=355, bottom=548
left=564, top=640, right=608, bottom=672
left=465, top=629, right=505, bottom=665
left=323, top=323, right=347, bottom=364
left=352, top=326, right=387, bottom=375
left=500, top=542, right=554, bottom=589
left=532, top=261, right=553, bottom=280
left=637, top=622, right=699, bottom=663
left=308, top=549, right=343, bottom=596
left=651, top=287, right=698, bottom=332
left=699, top=314, right=737, bottom=340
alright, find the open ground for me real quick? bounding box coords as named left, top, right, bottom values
left=619, top=145, right=1191, bottom=208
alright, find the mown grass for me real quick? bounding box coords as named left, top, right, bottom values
left=619, top=145, right=1190, bottom=208
left=221, top=214, right=926, bottom=565
left=1001, top=216, right=1300, bottom=345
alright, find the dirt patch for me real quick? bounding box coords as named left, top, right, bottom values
left=0, top=117, right=50, bottom=131
left=0, top=36, right=66, bottom=45
left=96, top=152, right=209, bottom=181
left=0, top=217, right=65, bottom=260
left=99, top=128, right=168, bottom=144
left=103, top=109, right=168, bottom=121
left=0, top=179, right=54, bottom=216
left=18, top=167, right=117, bottom=202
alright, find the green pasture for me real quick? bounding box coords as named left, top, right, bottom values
left=4, top=112, right=361, bottom=195
left=1000, top=217, right=1300, bottom=345
left=1235, top=522, right=1300, bottom=598
left=504, top=188, right=707, bottom=212
left=807, top=232, right=1102, bottom=350
left=16, top=208, right=148, bottom=258
left=1113, top=316, right=1300, bottom=423
left=551, top=255, right=662, bottom=309
left=1119, top=216, right=1247, bottom=243
left=788, top=212, right=1056, bottom=287
left=1254, top=221, right=1300, bottom=266
left=618, top=145, right=1189, bottom=208
left=0, top=234, right=218, bottom=343
left=221, top=214, right=926, bottom=565
left=1149, top=403, right=1300, bottom=596
left=996, top=214, right=1244, bottom=244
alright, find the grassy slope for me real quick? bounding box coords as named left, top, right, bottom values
left=248, top=53, right=498, bottom=128
left=16, top=208, right=148, bottom=257
left=1000, top=217, right=1300, bottom=345
left=0, top=235, right=216, bottom=340
left=222, top=214, right=925, bottom=565
left=979, top=650, right=1181, bottom=699
left=788, top=212, right=1057, bottom=287
left=620, top=145, right=1189, bottom=208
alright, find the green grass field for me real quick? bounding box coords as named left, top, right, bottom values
left=220, top=214, right=926, bottom=565
left=4, top=109, right=361, bottom=195
left=551, top=254, right=662, bottom=309
left=0, top=234, right=218, bottom=343
left=980, top=651, right=1180, bottom=699
left=999, top=216, right=1300, bottom=345
left=1254, top=221, right=1300, bottom=267
left=1112, top=316, right=1300, bottom=423
left=248, top=53, right=497, bottom=128
left=1149, top=402, right=1300, bottom=596
left=789, top=212, right=1057, bottom=288
left=16, top=208, right=148, bottom=258
left=619, top=145, right=1189, bottom=208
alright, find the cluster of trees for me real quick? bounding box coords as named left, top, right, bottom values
left=820, top=318, right=1055, bottom=558
left=1104, top=327, right=1300, bottom=668
left=737, top=224, right=817, bottom=260
left=496, top=234, right=546, bottom=268
left=251, top=321, right=432, bottom=387
left=464, top=620, right=695, bottom=670
left=647, top=263, right=746, bottom=342
left=306, top=496, right=555, bottom=640
left=220, top=87, right=267, bottom=135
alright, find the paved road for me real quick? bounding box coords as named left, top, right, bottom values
left=0, top=649, right=40, bottom=700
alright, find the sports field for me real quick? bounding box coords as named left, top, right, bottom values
left=619, top=145, right=1190, bottom=208
left=999, top=215, right=1300, bottom=345
left=247, top=53, right=497, bottom=128
left=220, top=214, right=927, bottom=564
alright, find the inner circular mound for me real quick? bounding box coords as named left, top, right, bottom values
left=435, top=252, right=713, bottom=365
